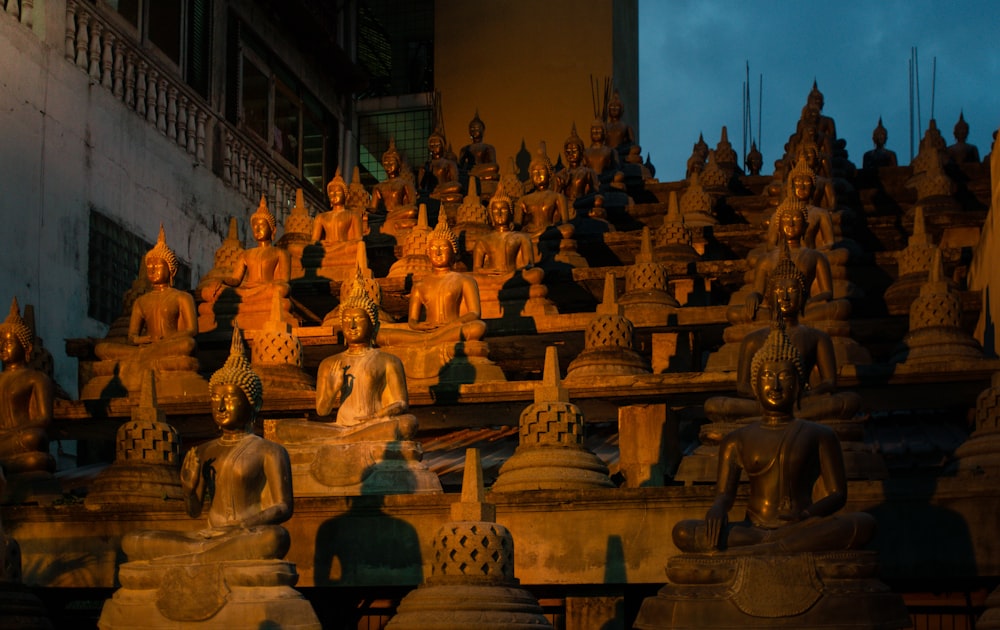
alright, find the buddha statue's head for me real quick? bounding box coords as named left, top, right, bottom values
left=796, top=140, right=821, bottom=172
left=774, top=197, right=808, bottom=243
left=766, top=246, right=807, bottom=319
left=251, top=195, right=277, bottom=244
left=750, top=323, right=805, bottom=412
left=747, top=142, right=763, bottom=175
left=146, top=225, right=179, bottom=287
left=0, top=298, right=33, bottom=366
left=327, top=169, right=348, bottom=209
left=488, top=184, right=514, bottom=230
left=468, top=111, right=485, bottom=142
left=529, top=142, right=553, bottom=189
left=428, top=129, right=447, bottom=159
left=873, top=118, right=888, bottom=148
left=426, top=219, right=459, bottom=270
left=787, top=156, right=816, bottom=202
left=807, top=81, right=825, bottom=112
left=210, top=325, right=264, bottom=426
left=590, top=119, right=606, bottom=144
left=340, top=273, right=379, bottom=345
left=564, top=124, right=585, bottom=166
left=382, top=139, right=403, bottom=177
left=954, top=112, right=970, bottom=142
left=608, top=90, right=623, bottom=120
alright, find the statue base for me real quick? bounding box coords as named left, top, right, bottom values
left=634, top=551, right=909, bottom=629
left=81, top=356, right=208, bottom=400
left=280, top=439, right=442, bottom=496
left=99, top=559, right=320, bottom=629
left=383, top=341, right=507, bottom=387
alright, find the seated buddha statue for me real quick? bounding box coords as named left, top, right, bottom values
left=704, top=251, right=861, bottom=423
left=795, top=139, right=836, bottom=210
left=208, top=196, right=295, bottom=331
left=862, top=118, right=898, bottom=169
left=418, top=128, right=464, bottom=205
left=767, top=156, right=835, bottom=251
left=947, top=111, right=981, bottom=164
left=516, top=142, right=571, bottom=246
left=730, top=197, right=849, bottom=326
left=88, top=227, right=205, bottom=399
left=370, top=138, right=419, bottom=238
left=585, top=118, right=621, bottom=187
left=604, top=89, right=636, bottom=161
left=0, top=298, right=56, bottom=475
left=122, top=326, right=292, bottom=563
left=457, top=111, right=500, bottom=184
left=377, top=221, right=503, bottom=385
left=675, top=324, right=874, bottom=554
left=309, top=170, right=364, bottom=281
left=555, top=123, right=600, bottom=207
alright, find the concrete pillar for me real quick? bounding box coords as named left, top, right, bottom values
left=617, top=403, right=677, bottom=487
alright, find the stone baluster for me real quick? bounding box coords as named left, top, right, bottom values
left=196, top=110, right=207, bottom=163
left=186, top=105, right=197, bottom=155
left=65, top=1, right=77, bottom=61
left=125, top=53, right=138, bottom=109
left=101, top=32, right=114, bottom=89
left=6, top=0, right=19, bottom=20
left=239, top=148, right=248, bottom=195
left=177, top=96, right=188, bottom=148
left=112, top=39, right=125, bottom=100
left=145, top=69, right=158, bottom=124
left=19, top=0, right=31, bottom=28
left=135, top=61, right=147, bottom=117
left=74, top=10, right=89, bottom=69
left=156, top=78, right=167, bottom=133
left=88, top=19, right=102, bottom=81
left=222, top=131, right=233, bottom=184
left=166, top=86, right=178, bottom=140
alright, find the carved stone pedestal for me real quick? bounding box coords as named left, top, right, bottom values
left=99, top=559, right=320, bottom=629
left=635, top=551, right=909, bottom=629
left=383, top=341, right=506, bottom=387
left=81, top=355, right=208, bottom=400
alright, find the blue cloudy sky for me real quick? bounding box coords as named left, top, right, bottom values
left=638, top=0, right=1000, bottom=180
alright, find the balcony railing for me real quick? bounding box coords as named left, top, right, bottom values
left=5, top=0, right=327, bottom=218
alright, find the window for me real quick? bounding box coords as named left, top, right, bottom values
left=100, top=0, right=212, bottom=97
left=88, top=210, right=191, bottom=326
left=226, top=16, right=335, bottom=194
left=357, top=108, right=433, bottom=185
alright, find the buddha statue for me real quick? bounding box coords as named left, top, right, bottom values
left=209, top=196, right=295, bottom=331
left=370, top=138, right=419, bottom=237
left=604, top=89, right=636, bottom=161
left=418, top=128, right=464, bottom=205
left=516, top=142, right=570, bottom=239
left=554, top=123, right=599, bottom=207
left=862, top=118, right=898, bottom=169
left=806, top=81, right=838, bottom=147
left=745, top=141, right=763, bottom=176
left=377, top=221, right=504, bottom=385
left=704, top=251, right=861, bottom=424
left=796, top=139, right=837, bottom=210
left=87, top=227, right=206, bottom=399
left=685, top=133, right=709, bottom=179
left=309, top=169, right=365, bottom=281
left=102, top=327, right=320, bottom=629
left=637, top=325, right=908, bottom=630
left=0, top=298, right=56, bottom=476
left=122, top=326, right=291, bottom=562
left=268, top=273, right=440, bottom=496
left=768, top=156, right=836, bottom=250
left=585, top=118, right=621, bottom=187
left=457, top=110, right=500, bottom=185
left=947, top=111, right=981, bottom=164
left=677, top=324, right=873, bottom=554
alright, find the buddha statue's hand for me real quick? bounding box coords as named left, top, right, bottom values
left=194, top=527, right=228, bottom=540
left=180, top=449, right=201, bottom=489
left=705, top=504, right=728, bottom=550
left=744, top=293, right=763, bottom=322
left=130, top=334, right=152, bottom=345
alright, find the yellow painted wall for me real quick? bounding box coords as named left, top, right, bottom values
left=434, top=0, right=637, bottom=174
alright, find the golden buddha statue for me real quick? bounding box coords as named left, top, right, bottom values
left=474, top=183, right=536, bottom=275
left=585, top=118, right=621, bottom=185
left=457, top=110, right=500, bottom=183
left=309, top=169, right=365, bottom=281
left=370, top=138, right=419, bottom=237
left=746, top=141, right=764, bottom=176
left=418, top=128, right=464, bottom=204
left=862, top=118, right=898, bottom=169
left=555, top=123, right=599, bottom=206
left=515, top=142, right=570, bottom=239
left=675, top=324, right=873, bottom=554
left=122, top=326, right=292, bottom=563
left=87, top=227, right=205, bottom=399
left=209, top=196, right=295, bottom=331
left=947, top=111, right=981, bottom=164
left=604, top=89, right=636, bottom=160
left=768, top=156, right=835, bottom=251
left=0, top=298, right=56, bottom=475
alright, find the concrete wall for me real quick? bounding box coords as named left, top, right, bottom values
left=434, top=0, right=638, bottom=173
left=0, top=6, right=283, bottom=397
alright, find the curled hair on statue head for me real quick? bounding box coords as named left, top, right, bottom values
left=209, top=324, right=264, bottom=419
left=750, top=320, right=806, bottom=407
left=1, top=297, right=33, bottom=362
